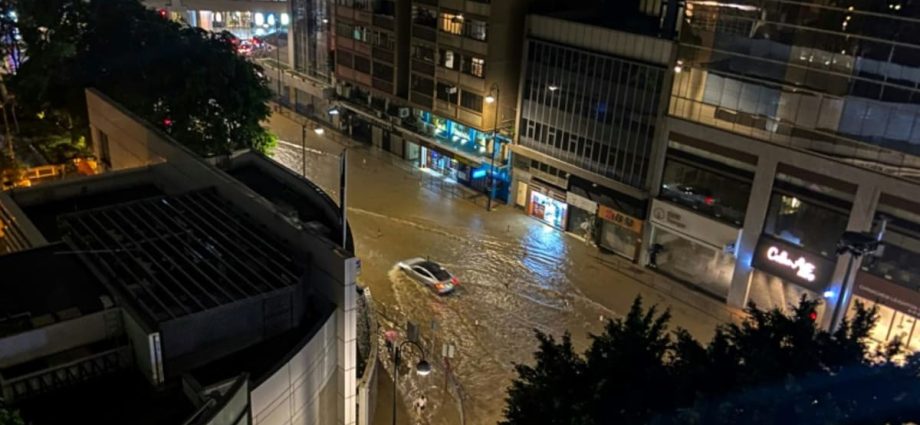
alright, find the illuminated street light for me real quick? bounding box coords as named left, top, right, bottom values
left=328, top=108, right=340, bottom=116
left=484, top=95, right=495, bottom=104
left=547, top=85, right=560, bottom=92
left=314, top=127, right=325, bottom=135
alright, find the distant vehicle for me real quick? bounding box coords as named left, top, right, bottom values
left=661, top=182, right=717, bottom=209
left=236, top=40, right=254, bottom=56
left=397, top=258, right=458, bottom=295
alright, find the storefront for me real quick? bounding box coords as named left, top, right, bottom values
left=597, top=205, right=643, bottom=261
left=748, top=235, right=835, bottom=313
left=648, top=199, right=741, bottom=299
left=851, top=271, right=920, bottom=352
left=565, top=192, right=597, bottom=242
left=528, top=180, right=568, bottom=229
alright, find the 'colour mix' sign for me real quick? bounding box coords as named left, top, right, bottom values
left=753, top=236, right=835, bottom=292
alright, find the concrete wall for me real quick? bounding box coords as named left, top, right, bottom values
left=0, top=309, right=116, bottom=369
left=85, top=88, right=358, bottom=425
left=250, top=312, right=337, bottom=425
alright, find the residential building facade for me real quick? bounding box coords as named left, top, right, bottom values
left=333, top=0, right=534, bottom=203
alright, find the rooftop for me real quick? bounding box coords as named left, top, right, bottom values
left=0, top=243, right=108, bottom=337
left=20, top=183, right=164, bottom=241
left=57, top=188, right=305, bottom=325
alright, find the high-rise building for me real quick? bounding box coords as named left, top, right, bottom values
left=656, top=0, right=920, bottom=343
left=510, top=1, right=679, bottom=260
left=332, top=0, right=535, bottom=202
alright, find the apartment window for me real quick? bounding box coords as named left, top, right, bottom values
left=354, top=55, right=371, bottom=73
left=464, top=19, right=487, bottom=41
left=460, top=90, right=483, bottom=112
left=437, top=82, right=458, bottom=103
left=353, top=25, right=368, bottom=42
left=336, top=50, right=354, bottom=68
left=372, top=62, right=393, bottom=81
left=440, top=12, right=463, bottom=35
left=412, top=6, right=437, bottom=27
left=372, top=30, right=394, bottom=50
left=411, top=44, right=435, bottom=63
left=336, top=22, right=353, bottom=38
left=412, top=75, right=434, bottom=94
left=461, top=56, right=485, bottom=78
left=438, top=49, right=457, bottom=70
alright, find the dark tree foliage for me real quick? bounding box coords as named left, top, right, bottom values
left=10, top=0, right=274, bottom=156
left=504, top=296, right=920, bottom=425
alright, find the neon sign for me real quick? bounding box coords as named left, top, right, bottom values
left=766, top=246, right=816, bottom=282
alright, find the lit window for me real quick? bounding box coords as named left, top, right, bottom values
left=440, top=13, right=463, bottom=35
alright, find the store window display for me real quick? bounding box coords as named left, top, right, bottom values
left=530, top=191, right=567, bottom=229
left=650, top=226, right=735, bottom=298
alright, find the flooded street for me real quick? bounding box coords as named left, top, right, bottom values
left=266, top=111, right=736, bottom=425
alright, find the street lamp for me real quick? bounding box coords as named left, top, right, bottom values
left=486, top=82, right=501, bottom=211
left=828, top=225, right=885, bottom=331
left=314, top=127, right=325, bottom=136
left=389, top=339, right=431, bottom=425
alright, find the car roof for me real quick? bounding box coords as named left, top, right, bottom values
left=416, top=261, right=444, bottom=272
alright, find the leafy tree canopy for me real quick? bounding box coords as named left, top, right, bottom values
left=504, top=296, right=920, bottom=425
left=0, top=407, right=24, bottom=425
left=10, top=0, right=274, bottom=156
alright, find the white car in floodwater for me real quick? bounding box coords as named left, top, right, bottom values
left=396, top=258, right=459, bottom=295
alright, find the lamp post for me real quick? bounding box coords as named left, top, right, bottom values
left=389, top=339, right=431, bottom=425
left=829, top=225, right=885, bottom=332
left=484, top=83, right=501, bottom=211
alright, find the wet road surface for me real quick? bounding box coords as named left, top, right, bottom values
left=266, top=111, right=737, bottom=425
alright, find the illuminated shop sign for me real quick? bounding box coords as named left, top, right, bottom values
left=766, top=246, right=817, bottom=281
left=753, top=236, right=834, bottom=291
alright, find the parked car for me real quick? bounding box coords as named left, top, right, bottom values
left=396, top=258, right=459, bottom=295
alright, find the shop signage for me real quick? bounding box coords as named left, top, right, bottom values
left=765, top=246, right=817, bottom=282
left=752, top=236, right=834, bottom=291
left=598, top=205, right=642, bottom=233
left=853, top=272, right=920, bottom=317
left=649, top=199, right=740, bottom=249
left=566, top=192, right=598, bottom=214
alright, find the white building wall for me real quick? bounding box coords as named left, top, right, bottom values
left=250, top=313, right=337, bottom=425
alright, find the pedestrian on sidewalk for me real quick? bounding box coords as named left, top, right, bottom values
left=413, top=395, right=427, bottom=417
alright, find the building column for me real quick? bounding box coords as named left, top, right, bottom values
left=819, top=183, right=880, bottom=330
left=727, top=157, right=778, bottom=309
left=336, top=256, right=360, bottom=425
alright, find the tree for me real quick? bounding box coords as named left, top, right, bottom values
left=11, top=0, right=275, bottom=156
left=0, top=407, right=24, bottom=425
left=503, top=296, right=920, bottom=425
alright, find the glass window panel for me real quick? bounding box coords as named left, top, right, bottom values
left=659, top=159, right=750, bottom=226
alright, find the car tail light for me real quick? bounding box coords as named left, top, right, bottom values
left=435, top=283, right=445, bottom=291
left=451, top=277, right=459, bottom=285
left=704, top=196, right=715, bottom=205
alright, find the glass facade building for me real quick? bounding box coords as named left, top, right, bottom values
left=671, top=0, right=920, bottom=179
left=519, top=38, right=666, bottom=189
left=293, top=0, right=330, bottom=80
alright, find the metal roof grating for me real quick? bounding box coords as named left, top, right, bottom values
left=57, top=188, right=304, bottom=323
